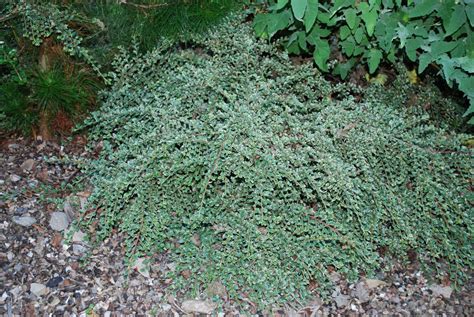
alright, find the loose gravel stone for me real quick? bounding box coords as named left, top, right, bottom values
left=49, top=212, right=69, bottom=231
left=46, top=276, right=64, bottom=288
left=366, top=279, right=387, bottom=289
left=10, top=174, right=21, bottom=182
left=12, top=216, right=36, bottom=227
left=72, top=230, right=86, bottom=243
left=333, top=287, right=350, bottom=308
left=429, top=284, right=453, bottom=299
left=30, top=283, right=48, bottom=297
left=72, top=244, right=87, bottom=255
left=20, top=159, right=36, bottom=171
left=182, top=300, right=217, bottom=314
left=353, top=282, right=370, bottom=303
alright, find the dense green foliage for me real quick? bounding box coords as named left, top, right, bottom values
left=78, top=17, right=473, bottom=305
left=74, top=0, right=242, bottom=54
left=0, top=39, right=98, bottom=136
left=0, top=2, right=102, bottom=136
left=253, top=0, right=474, bottom=122
left=0, top=0, right=240, bottom=136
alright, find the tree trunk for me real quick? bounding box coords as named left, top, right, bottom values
left=38, top=38, right=53, bottom=140
left=38, top=111, right=51, bottom=141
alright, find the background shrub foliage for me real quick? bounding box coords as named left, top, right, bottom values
left=253, top=0, right=474, bottom=123
left=0, top=0, right=240, bottom=137
left=78, top=17, right=473, bottom=305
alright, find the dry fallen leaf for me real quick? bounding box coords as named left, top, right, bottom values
left=181, top=269, right=192, bottom=279
left=51, top=233, right=63, bottom=249
left=36, top=168, right=49, bottom=183
left=62, top=279, right=73, bottom=287
left=191, top=233, right=201, bottom=247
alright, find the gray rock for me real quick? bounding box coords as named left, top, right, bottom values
left=63, top=197, right=76, bottom=219
left=329, top=272, right=342, bottom=283
left=14, top=263, right=23, bottom=272
left=429, top=284, right=453, bottom=299
left=9, top=286, right=21, bottom=300
left=390, top=295, right=401, bottom=304
left=49, top=212, right=70, bottom=231
left=20, top=159, right=36, bottom=171
left=181, top=300, right=217, bottom=315
left=12, top=216, right=36, bottom=227
left=34, top=236, right=46, bottom=256
left=27, top=179, right=38, bottom=188
left=353, top=282, right=370, bottom=303
left=72, top=230, right=86, bottom=243
left=30, top=283, right=48, bottom=297
left=50, top=297, right=61, bottom=307
left=206, top=281, right=227, bottom=298
left=332, top=287, right=350, bottom=308
left=72, top=244, right=87, bottom=255
left=10, top=174, right=21, bottom=182
left=8, top=143, right=19, bottom=150
left=129, top=279, right=142, bottom=287
left=161, top=304, right=172, bottom=311
left=365, top=279, right=387, bottom=289
left=14, top=207, right=28, bottom=215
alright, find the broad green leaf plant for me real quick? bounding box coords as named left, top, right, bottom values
left=254, top=0, right=474, bottom=123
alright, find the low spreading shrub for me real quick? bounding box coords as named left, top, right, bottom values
left=78, top=16, right=473, bottom=305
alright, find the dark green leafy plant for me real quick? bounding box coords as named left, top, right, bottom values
left=0, top=81, right=35, bottom=134
left=49, top=0, right=242, bottom=59
left=31, top=66, right=98, bottom=136
left=0, top=43, right=26, bottom=83
left=0, top=42, right=32, bottom=133
left=0, top=1, right=103, bottom=136
left=17, top=2, right=105, bottom=77
left=253, top=0, right=474, bottom=123
left=0, top=1, right=242, bottom=136
left=0, top=63, right=98, bottom=137
left=77, top=17, right=473, bottom=306
left=31, top=67, right=93, bottom=116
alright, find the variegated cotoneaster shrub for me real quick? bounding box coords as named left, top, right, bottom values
left=78, top=16, right=473, bottom=305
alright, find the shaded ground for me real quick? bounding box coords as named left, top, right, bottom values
left=1, top=136, right=473, bottom=316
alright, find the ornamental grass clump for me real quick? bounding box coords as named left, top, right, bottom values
left=79, top=17, right=473, bottom=305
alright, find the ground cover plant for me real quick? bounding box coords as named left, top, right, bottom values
left=77, top=16, right=474, bottom=306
